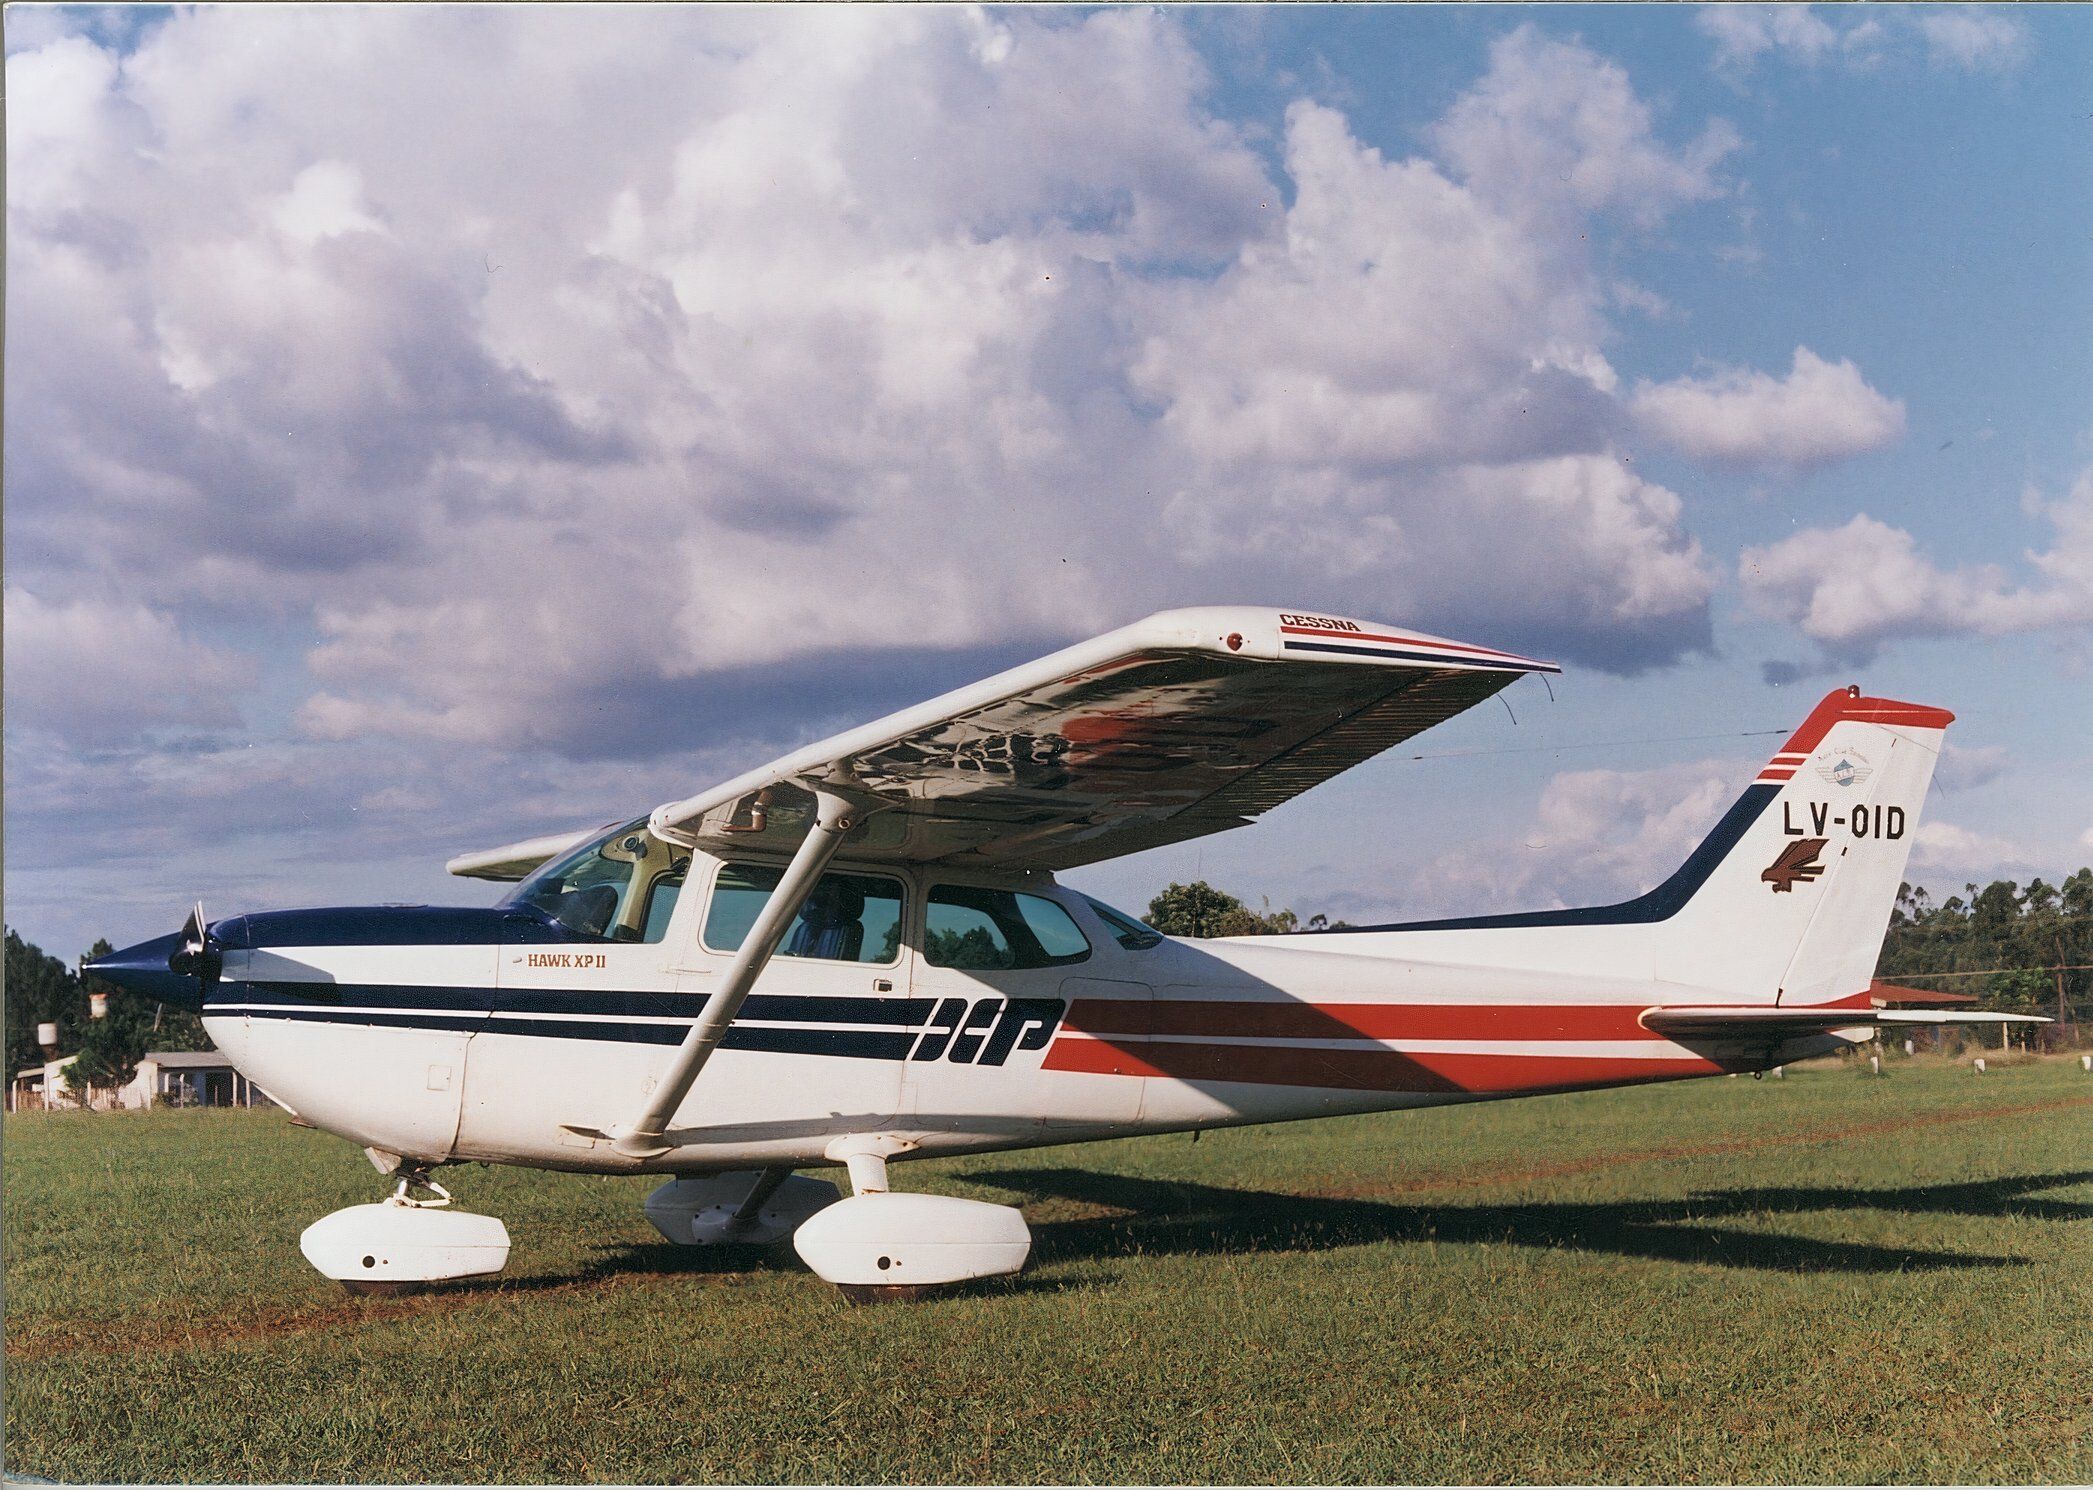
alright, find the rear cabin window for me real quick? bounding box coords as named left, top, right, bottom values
left=924, top=886, right=1091, bottom=970
left=1083, top=896, right=1164, bottom=951
left=703, top=865, right=904, bottom=965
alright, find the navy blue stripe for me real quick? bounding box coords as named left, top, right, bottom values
left=215, top=985, right=933, bottom=1026
left=235, top=1006, right=485, bottom=1033
left=228, top=1004, right=915, bottom=1059
left=1303, top=782, right=1780, bottom=934
left=723, top=1026, right=916, bottom=1060
left=212, top=905, right=567, bottom=949
left=744, top=995, right=934, bottom=1026
left=1280, top=639, right=1542, bottom=671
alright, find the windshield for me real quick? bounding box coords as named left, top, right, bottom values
left=503, top=817, right=687, bottom=942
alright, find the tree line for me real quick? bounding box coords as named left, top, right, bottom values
left=4, top=929, right=213, bottom=1097
left=1878, top=869, right=2093, bottom=1027
left=1140, top=881, right=1353, bottom=938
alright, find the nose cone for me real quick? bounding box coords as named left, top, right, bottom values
left=85, top=932, right=205, bottom=1008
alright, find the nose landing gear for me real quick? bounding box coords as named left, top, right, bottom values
left=299, top=1164, right=511, bottom=1296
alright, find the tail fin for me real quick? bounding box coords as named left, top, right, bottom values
left=1341, top=688, right=1953, bottom=1004
left=1652, top=689, right=1951, bottom=1003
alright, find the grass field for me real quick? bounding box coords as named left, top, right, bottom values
left=6, top=1057, right=2090, bottom=1484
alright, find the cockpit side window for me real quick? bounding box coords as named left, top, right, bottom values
left=1082, top=895, right=1164, bottom=951
left=503, top=818, right=689, bottom=943
left=924, top=886, right=1091, bottom=970
left=702, top=865, right=906, bottom=965
left=641, top=872, right=685, bottom=944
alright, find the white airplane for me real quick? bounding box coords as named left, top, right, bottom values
left=90, top=607, right=2042, bottom=1300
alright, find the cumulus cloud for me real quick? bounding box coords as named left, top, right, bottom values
left=6, top=8, right=1737, bottom=765
left=1738, top=462, right=2093, bottom=657
left=1910, top=820, right=2028, bottom=875
left=1700, top=5, right=2025, bottom=76
left=1699, top=7, right=1884, bottom=74
left=1127, top=94, right=1717, bottom=668
left=1, top=589, right=256, bottom=745
left=1400, top=758, right=1744, bottom=918
left=1431, top=26, right=1738, bottom=231
left=1630, top=347, right=1906, bottom=470
left=1418, top=751, right=2033, bottom=920
left=1934, top=742, right=2008, bottom=793
left=1912, top=8, right=2031, bottom=73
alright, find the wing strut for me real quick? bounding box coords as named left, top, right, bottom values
left=609, top=788, right=862, bottom=1159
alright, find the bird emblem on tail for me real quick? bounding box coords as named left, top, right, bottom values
left=1762, top=838, right=1828, bottom=893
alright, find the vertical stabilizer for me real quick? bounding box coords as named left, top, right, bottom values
left=1650, top=690, right=1952, bottom=1002
left=1323, top=688, right=1954, bottom=1005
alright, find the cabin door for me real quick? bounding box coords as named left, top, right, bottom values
left=903, top=882, right=1148, bottom=1132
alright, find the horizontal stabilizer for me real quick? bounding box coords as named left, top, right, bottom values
left=1642, top=1005, right=2050, bottom=1039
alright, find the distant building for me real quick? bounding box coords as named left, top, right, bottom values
left=8, top=1051, right=280, bottom=1112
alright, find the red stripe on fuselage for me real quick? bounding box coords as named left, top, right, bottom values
left=1040, top=1037, right=1730, bottom=1096
left=1061, top=998, right=1656, bottom=1042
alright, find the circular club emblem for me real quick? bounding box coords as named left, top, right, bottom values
left=1815, top=750, right=1874, bottom=789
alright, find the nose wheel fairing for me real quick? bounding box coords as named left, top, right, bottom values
left=300, top=1175, right=511, bottom=1294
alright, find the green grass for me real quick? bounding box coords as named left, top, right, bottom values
left=6, top=1058, right=2090, bottom=1483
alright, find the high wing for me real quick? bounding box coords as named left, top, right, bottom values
left=448, top=826, right=606, bottom=883
left=624, top=606, right=1557, bottom=873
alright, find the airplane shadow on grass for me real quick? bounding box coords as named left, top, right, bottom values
left=551, top=1169, right=2091, bottom=1291
left=964, top=1167, right=2093, bottom=1277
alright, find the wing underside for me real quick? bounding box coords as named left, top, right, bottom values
left=646, top=607, right=1556, bottom=871
left=446, top=607, right=1559, bottom=878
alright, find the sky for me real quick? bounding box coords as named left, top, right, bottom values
left=5, top=2, right=2090, bottom=961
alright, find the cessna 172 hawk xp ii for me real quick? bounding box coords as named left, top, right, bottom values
left=91, top=608, right=2039, bottom=1299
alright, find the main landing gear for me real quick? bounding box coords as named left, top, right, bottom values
left=789, top=1138, right=1032, bottom=1303
left=642, top=1167, right=842, bottom=1247
left=299, top=1164, right=511, bottom=1296
left=645, top=1140, right=1034, bottom=1302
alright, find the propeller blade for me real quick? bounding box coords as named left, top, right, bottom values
left=168, top=901, right=222, bottom=983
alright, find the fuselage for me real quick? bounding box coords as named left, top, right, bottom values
left=190, top=849, right=1829, bottom=1177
